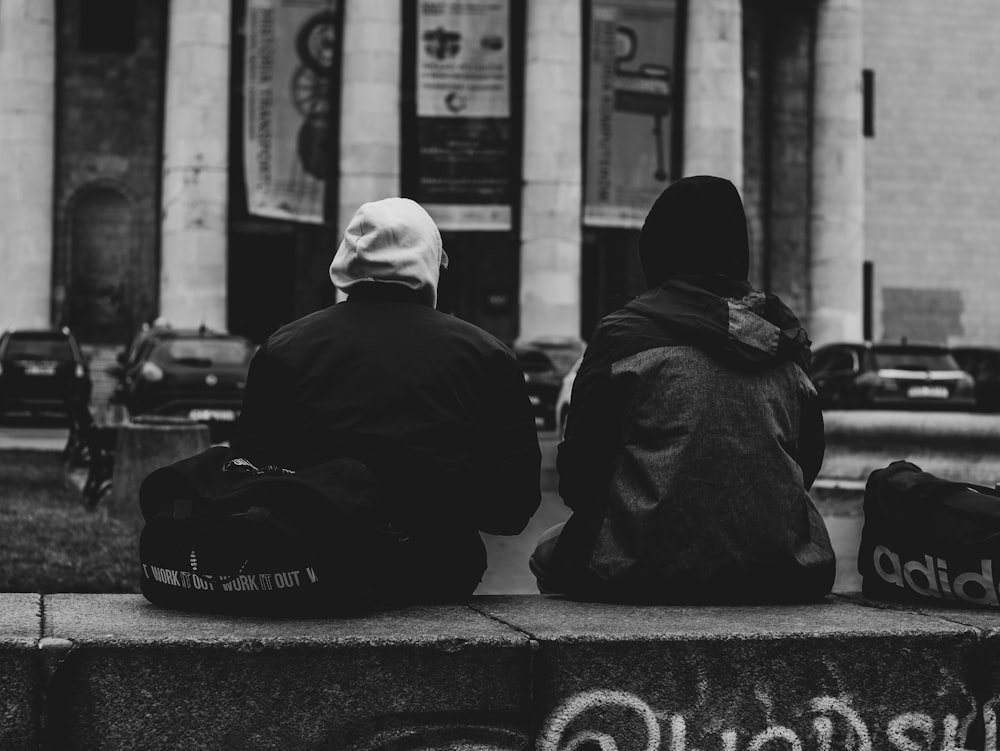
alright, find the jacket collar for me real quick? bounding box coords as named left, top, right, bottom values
left=346, top=281, right=434, bottom=307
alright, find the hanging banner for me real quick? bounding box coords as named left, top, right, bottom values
left=415, top=0, right=513, bottom=231
left=584, top=0, right=678, bottom=228
left=244, top=0, right=340, bottom=223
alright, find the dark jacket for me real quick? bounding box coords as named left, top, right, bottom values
left=232, top=283, right=542, bottom=595
left=554, top=275, right=834, bottom=602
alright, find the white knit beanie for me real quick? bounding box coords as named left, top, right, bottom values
left=329, top=198, right=449, bottom=307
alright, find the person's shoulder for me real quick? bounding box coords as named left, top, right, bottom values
left=591, top=294, right=663, bottom=344
left=428, top=309, right=507, bottom=345
left=264, top=305, right=339, bottom=355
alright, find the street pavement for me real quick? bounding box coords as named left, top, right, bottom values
left=0, top=417, right=69, bottom=451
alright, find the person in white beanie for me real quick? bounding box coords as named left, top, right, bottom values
left=233, top=197, right=541, bottom=603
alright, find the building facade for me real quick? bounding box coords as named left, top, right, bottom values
left=0, top=0, right=997, bottom=364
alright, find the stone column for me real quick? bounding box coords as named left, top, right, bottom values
left=809, top=0, right=864, bottom=345
left=683, top=0, right=743, bottom=192
left=159, top=1, right=231, bottom=329
left=518, top=0, right=583, bottom=342
left=338, top=0, right=400, bottom=234
left=333, top=0, right=401, bottom=302
left=0, top=0, right=55, bottom=327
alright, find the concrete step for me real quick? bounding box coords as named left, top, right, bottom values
left=4, top=593, right=999, bottom=749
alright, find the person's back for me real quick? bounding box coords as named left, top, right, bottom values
left=234, top=198, right=541, bottom=602
left=532, top=176, right=835, bottom=603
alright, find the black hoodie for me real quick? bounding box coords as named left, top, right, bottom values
left=551, top=178, right=834, bottom=603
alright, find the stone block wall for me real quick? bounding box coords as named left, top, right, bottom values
left=864, top=0, right=1000, bottom=346
left=6, top=594, right=1000, bottom=749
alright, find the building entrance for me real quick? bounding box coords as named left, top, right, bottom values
left=437, top=232, right=519, bottom=345
left=580, top=227, right=646, bottom=340
left=65, top=185, right=142, bottom=344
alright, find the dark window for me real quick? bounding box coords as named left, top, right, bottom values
left=825, top=349, right=858, bottom=373
left=871, top=349, right=958, bottom=372
left=79, top=0, right=137, bottom=53
left=862, top=69, right=875, bottom=137
left=158, top=338, right=255, bottom=367
left=5, top=333, right=75, bottom=361
left=811, top=350, right=834, bottom=374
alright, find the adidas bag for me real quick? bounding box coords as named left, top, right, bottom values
left=859, top=460, right=1000, bottom=608
left=138, top=446, right=405, bottom=615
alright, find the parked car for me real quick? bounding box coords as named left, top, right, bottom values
left=950, top=346, right=1000, bottom=412
left=108, top=326, right=255, bottom=439
left=514, top=337, right=585, bottom=430
left=0, top=327, right=92, bottom=420
left=811, top=342, right=977, bottom=410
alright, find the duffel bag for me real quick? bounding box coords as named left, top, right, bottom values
left=859, top=459, right=1000, bottom=608
left=138, top=446, right=406, bottom=615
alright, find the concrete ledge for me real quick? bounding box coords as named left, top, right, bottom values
left=4, top=593, right=1000, bottom=749
left=0, top=594, right=41, bottom=751
left=821, top=410, right=1000, bottom=485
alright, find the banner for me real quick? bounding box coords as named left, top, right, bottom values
left=584, top=0, right=678, bottom=228
left=244, top=0, right=340, bottom=223
left=414, top=0, right=513, bottom=231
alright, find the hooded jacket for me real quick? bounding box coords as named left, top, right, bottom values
left=552, top=178, right=834, bottom=603
left=233, top=198, right=541, bottom=600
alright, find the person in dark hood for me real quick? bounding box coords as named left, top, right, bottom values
left=530, top=176, right=835, bottom=603
left=233, top=197, right=542, bottom=603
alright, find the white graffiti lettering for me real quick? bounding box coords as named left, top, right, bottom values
left=887, top=713, right=934, bottom=751
left=747, top=726, right=802, bottom=751
left=540, top=691, right=974, bottom=751
left=538, top=689, right=660, bottom=751
left=809, top=696, right=870, bottom=751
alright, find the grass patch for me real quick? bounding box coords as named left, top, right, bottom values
left=0, top=450, right=140, bottom=593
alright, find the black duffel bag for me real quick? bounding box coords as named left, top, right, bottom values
left=138, top=446, right=407, bottom=615
left=859, top=459, right=1000, bottom=608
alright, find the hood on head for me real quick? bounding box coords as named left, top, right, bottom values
left=330, top=197, right=449, bottom=307
left=626, top=277, right=813, bottom=372
left=638, top=175, right=750, bottom=287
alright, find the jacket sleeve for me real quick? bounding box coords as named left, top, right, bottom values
left=231, top=342, right=297, bottom=468
left=470, top=348, right=542, bottom=536
left=556, top=324, right=619, bottom=517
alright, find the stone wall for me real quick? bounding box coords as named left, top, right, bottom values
left=864, top=0, right=1000, bottom=346
left=5, top=594, right=1000, bottom=749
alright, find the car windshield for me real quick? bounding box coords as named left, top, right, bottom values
left=543, top=349, right=583, bottom=374
left=5, top=334, right=73, bottom=360
left=517, top=343, right=582, bottom=374
left=872, top=349, right=959, bottom=371
left=158, top=338, right=252, bottom=367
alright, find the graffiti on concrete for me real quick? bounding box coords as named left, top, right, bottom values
left=538, top=689, right=975, bottom=751
left=345, top=719, right=526, bottom=751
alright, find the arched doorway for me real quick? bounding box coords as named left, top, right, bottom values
left=67, top=186, right=136, bottom=343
